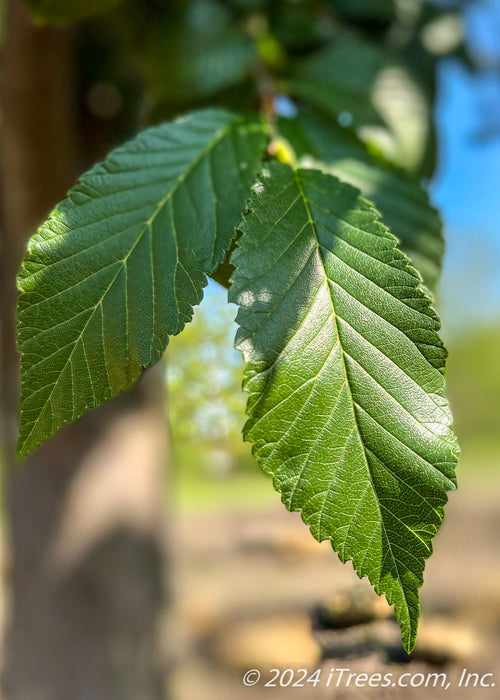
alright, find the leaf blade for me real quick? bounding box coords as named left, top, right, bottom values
left=144, top=1, right=257, bottom=103
left=231, top=162, right=458, bottom=652
left=18, top=108, right=267, bottom=456
left=284, top=32, right=434, bottom=174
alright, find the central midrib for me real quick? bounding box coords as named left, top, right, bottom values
left=292, top=167, right=412, bottom=628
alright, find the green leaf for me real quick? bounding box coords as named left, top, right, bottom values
left=284, top=33, right=387, bottom=130
left=17, top=108, right=267, bottom=457
left=144, top=0, right=256, bottom=103
left=277, top=111, right=444, bottom=293
left=231, top=162, right=458, bottom=652
left=284, top=32, right=434, bottom=173
left=23, top=0, right=124, bottom=23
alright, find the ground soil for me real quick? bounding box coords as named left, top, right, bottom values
left=171, top=482, right=500, bottom=699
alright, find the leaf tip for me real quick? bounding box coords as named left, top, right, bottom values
left=402, top=624, right=418, bottom=655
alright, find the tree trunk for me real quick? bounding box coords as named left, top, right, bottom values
left=0, top=2, right=169, bottom=698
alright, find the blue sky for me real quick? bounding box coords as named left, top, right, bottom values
left=433, top=0, right=500, bottom=334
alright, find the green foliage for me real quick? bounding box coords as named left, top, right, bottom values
left=144, top=0, right=257, bottom=103
left=285, top=32, right=434, bottom=173
left=17, top=109, right=267, bottom=456
left=23, top=0, right=123, bottom=23
left=230, top=163, right=458, bottom=651
left=14, top=0, right=463, bottom=653
left=277, top=111, right=444, bottom=293
left=285, top=33, right=387, bottom=130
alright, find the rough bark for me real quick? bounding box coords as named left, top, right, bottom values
left=0, top=2, right=169, bottom=698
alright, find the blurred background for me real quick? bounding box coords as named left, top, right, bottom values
left=0, top=0, right=499, bottom=699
